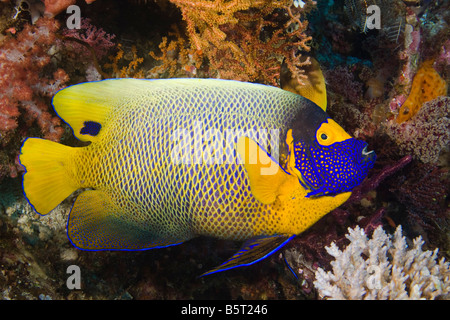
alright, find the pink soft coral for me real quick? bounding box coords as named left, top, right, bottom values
left=0, top=18, right=68, bottom=142
left=62, top=17, right=116, bottom=60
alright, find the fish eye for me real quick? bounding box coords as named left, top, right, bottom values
left=316, top=119, right=352, bottom=146
left=317, top=130, right=333, bottom=145
left=316, top=127, right=336, bottom=146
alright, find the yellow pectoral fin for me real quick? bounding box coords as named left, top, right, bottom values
left=236, top=136, right=291, bottom=204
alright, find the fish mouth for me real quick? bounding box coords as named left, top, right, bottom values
left=362, top=145, right=376, bottom=162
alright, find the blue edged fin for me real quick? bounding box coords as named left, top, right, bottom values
left=200, top=234, right=295, bottom=277
left=67, top=190, right=184, bottom=251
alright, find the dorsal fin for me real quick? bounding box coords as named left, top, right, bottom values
left=281, top=57, right=327, bottom=111
left=52, top=79, right=151, bottom=142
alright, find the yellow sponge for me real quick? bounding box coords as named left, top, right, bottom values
left=397, top=60, right=447, bottom=123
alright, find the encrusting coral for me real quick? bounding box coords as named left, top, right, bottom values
left=386, top=96, right=450, bottom=164
left=314, top=225, right=450, bottom=300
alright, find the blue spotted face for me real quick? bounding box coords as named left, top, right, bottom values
left=287, top=102, right=376, bottom=197
left=293, top=134, right=376, bottom=197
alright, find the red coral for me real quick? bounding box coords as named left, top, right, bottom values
left=0, top=18, right=68, bottom=179
left=0, top=18, right=67, bottom=143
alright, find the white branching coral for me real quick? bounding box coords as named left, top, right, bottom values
left=313, top=225, right=450, bottom=300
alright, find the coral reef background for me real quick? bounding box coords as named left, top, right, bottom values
left=0, top=0, right=449, bottom=300
left=314, top=225, right=449, bottom=299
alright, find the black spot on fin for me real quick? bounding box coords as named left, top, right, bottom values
left=80, top=121, right=102, bottom=136
left=200, top=234, right=295, bottom=277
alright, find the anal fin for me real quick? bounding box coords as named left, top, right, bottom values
left=68, top=190, right=184, bottom=251
left=200, top=234, right=295, bottom=277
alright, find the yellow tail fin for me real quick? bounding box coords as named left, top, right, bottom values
left=20, top=138, right=79, bottom=215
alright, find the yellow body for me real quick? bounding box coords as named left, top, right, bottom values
left=20, top=78, right=351, bottom=252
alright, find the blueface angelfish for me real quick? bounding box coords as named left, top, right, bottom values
left=20, top=76, right=376, bottom=276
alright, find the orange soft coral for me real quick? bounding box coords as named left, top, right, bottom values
left=151, top=0, right=315, bottom=86
left=396, top=59, right=448, bottom=123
